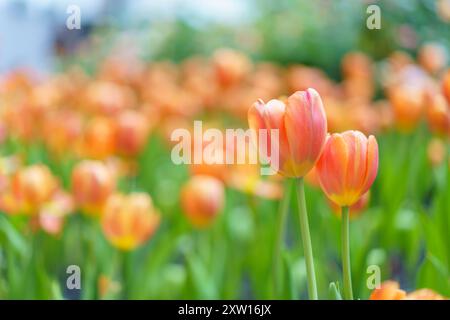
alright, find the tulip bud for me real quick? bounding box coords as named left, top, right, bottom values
left=248, top=88, right=327, bottom=177
left=101, top=192, right=160, bottom=251
left=71, top=160, right=115, bottom=216
left=12, top=164, right=58, bottom=214
left=316, top=131, right=379, bottom=207
left=181, top=175, right=224, bottom=228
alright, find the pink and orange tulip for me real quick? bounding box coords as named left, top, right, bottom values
left=316, top=130, right=379, bottom=207
left=181, top=175, right=224, bottom=228
left=71, top=160, right=116, bottom=216
left=101, top=192, right=160, bottom=251
left=248, top=88, right=327, bottom=177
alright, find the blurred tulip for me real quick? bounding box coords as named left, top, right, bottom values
left=418, top=43, right=447, bottom=74
left=316, top=131, right=379, bottom=207
left=38, top=191, right=74, bottom=235
left=82, top=117, right=116, bottom=159
left=370, top=281, right=447, bottom=300
left=85, top=81, right=135, bottom=115
left=388, top=84, right=425, bottom=132
left=181, top=175, right=224, bottom=228
left=213, top=48, right=251, bottom=87
left=71, top=160, right=116, bottom=216
left=405, top=289, right=446, bottom=300
left=248, top=88, right=327, bottom=177
left=98, top=275, right=121, bottom=299
left=369, top=281, right=406, bottom=300
left=101, top=192, right=160, bottom=251
left=427, top=138, right=447, bottom=167
left=115, top=110, right=150, bottom=157
left=12, top=164, right=58, bottom=215
left=443, top=69, right=450, bottom=104
left=287, top=66, right=338, bottom=98
left=329, top=191, right=370, bottom=219
left=227, top=163, right=283, bottom=200
left=43, top=110, right=83, bottom=157
left=426, top=93, right=450, bottom=137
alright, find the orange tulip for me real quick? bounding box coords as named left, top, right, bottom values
left=82, top=117, right=116, bottom=159
left=405, top=289, right=446, bottom=300
left=71, top=160, right=116, bottom=216
left=418, top=43, right=448, bottom=74
left=115, top=110, right=150, bottom=157
left=316, top=130, right=379, bottom=207
left=12, top=164, right=58, bottom=214
left=426, top=93, right=450, bottom=138
left=101, top=192, right=160, bottom=251
left=369, top=281, right=406, bottom=300
left=388, top=84, right=425, bottom=132
left=181, top=175, right=224, bottom=228
left=370, top=281, right=447, bottom=300
left=248, top=88, right=327, bottom=178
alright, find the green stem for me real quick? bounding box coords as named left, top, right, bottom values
left=296, top=178, right=318, bottom=300
left=272, top=179, right=292, bottom=299
left=341, top=206, right=353, bottom=300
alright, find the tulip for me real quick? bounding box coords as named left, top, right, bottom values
left=101, top=192, right=160, bottom=251
left=82, top=117, right=116, bottom=159
left=115, top=110, right=150, bottom=157
left=38, top=191, right=74, bottom=235
left=427, top=138, right=446, bottom=167
left=12, top=164, right=58, bottom=215
left=405, top=289, right=446, bottom=300
left=443, top=69, right=450, bottom=104
left=418, top=43, right=448, bottom=74
left=316, top=130, right=379, bottom=300
left=426, top=93, right=450, bottom=138
left=213, top=48, right=251, bottom=88
left=248, top=88, right=327, bottom=300
left=248, top=88, right=327, bottom=177
left=316, top=131, right=379, bottom=207
left=369, top=281, right=406, bottom=300
left=71, top=160, right=116, bottom=216
left=181, top=175, right=224, bottom=228
left=369, top=281, right=447, bottom=300
left=388, top=84, right=425, bottom=132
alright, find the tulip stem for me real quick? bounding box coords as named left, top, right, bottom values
left=272, top=179, right=292, bottom=299
left=296, top=178, right=318, bottom=300
left=341, top=206, right=353, bottom=300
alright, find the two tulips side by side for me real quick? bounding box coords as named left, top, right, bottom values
left=248, top=88, right=379, bottom=300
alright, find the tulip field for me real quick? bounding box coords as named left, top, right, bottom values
left=0, top=0, right=449, bottom=301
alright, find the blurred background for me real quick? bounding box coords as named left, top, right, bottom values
left=1, top=0, right=449, bottom=74
left=0, top=0, right=449, bottom=300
